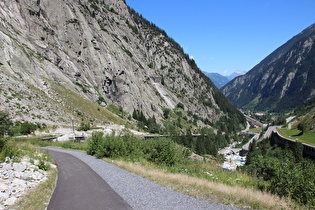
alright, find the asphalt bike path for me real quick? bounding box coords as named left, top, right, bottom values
left=45, top=148, right=238, bottom=210
left=47, top=149, right=133, bottom=210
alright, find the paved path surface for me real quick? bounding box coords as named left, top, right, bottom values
left=47, top=150, right=132, bottom=210
left=45, top=148, right=238, bottom=210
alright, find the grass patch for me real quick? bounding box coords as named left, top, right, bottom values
left=106, top=104, right=129, bottom=119
left=12, top=167, right=57, bottom=210
left=243, top=96, right=261, bottom=110
left=163, top=160, right=256, bottom=188
left=30, top=139, right=88, bottom=152
left=277, top=128, right=315, bottom=146
left=50, top=82, right=132, bottom=127
left=248, top=126, right=264, bottom=133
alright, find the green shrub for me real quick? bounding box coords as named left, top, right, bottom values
left=38, top=160, right=51, bottom=171
left=176, top=102, right=185, bottom=110
left=8, top=121, right=38, bottom=136
left=0, top=139, right=20, bottom=161
left=0, top=138, right=6, bottom=151
left=78, top=122, right=91, bottom=131
left=145, top=138, right=181, bottom=166
left=87, top=132, right=185, bottom=166
left=20, top=122, right=37, bottom=135
left=97, top=96, right=105, bottom=105
left=163, top=108, right=170, bottom=119
left=86, top=131, right=104, bottom=156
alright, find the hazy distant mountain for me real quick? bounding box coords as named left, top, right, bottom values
left=203, top=72, right=230, bottom=88
left=203, top=71, right=246, bottom=88
left=227, top=71, right=247, bottom=80
left=221, top=24, right=315, bottom=112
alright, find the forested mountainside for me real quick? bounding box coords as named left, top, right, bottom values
left=221, top=24, right=315, bottom=112
left=0, top=0, right=245, bottom=130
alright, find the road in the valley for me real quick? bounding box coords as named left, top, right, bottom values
left=47, top=150, right=132, bottom=210
left=263, top=126, right=282, bottom=139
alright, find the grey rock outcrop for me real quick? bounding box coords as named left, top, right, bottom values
left=0, top=0, right=243, bottom=127
left=0, top=156, right=53, bottom=209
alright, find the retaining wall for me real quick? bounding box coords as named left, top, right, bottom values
left=272, top=131, right=315, bottom=158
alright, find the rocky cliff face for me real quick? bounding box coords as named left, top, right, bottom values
left=0, top=0, right=243, bottom=128
left=221, top=24, right=315, bottom=112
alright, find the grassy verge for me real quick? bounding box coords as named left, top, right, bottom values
left=278, top=128, right=315, bottom=146
left=84, top=132, right=301, bottom=209
left=30, top=139, right=88, bottom=151
left=248, top=126, right=264, bottom=133
left=12, top=167, right=57, bottom=210
left=109, top=159, right=296, bottom=209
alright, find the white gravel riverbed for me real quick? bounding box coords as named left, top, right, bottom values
left=45, top=148, right=238, bottom=210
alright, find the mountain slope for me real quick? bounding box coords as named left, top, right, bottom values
left=221, top=24, right=315, bottom=112
left=0, top=0, right=245, bottom=130
left=203, top=72, right=230, bottom=89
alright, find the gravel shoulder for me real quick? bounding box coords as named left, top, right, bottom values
left=45, top=148, right=238, bottom=210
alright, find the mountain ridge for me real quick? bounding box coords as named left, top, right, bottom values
left=0, top=0, right=245, bottom=130
left=221, top=23, right=315, bottom=112
left=203, top=71, right=246, bottom=88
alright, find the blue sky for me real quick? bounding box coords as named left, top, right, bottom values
left=126, top=0, right=315, bottom=76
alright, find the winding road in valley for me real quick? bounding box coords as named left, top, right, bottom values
left=46, top=148, right=238, bottom=210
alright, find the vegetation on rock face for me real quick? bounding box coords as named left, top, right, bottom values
left=132, top=109, right=161, bottom=133
left=0, top=111, right=45, bottom=137
left=78, top=122, right=91, bottom=131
